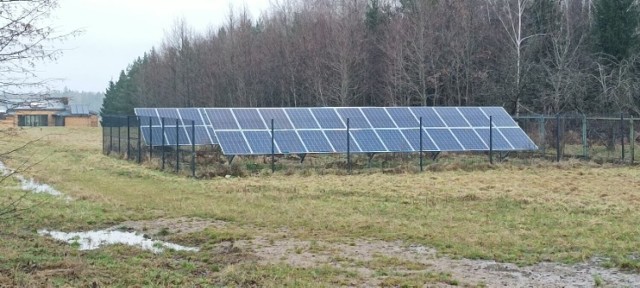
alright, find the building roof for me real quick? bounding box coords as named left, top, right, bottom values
left=69, top=104, right=90, bottom=115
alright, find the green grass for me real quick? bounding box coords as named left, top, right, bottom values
left=1, top=127, right=640, bottom=286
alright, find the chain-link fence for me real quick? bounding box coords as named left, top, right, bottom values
left=102, top=113, right=637, bottom=178
left=102, top=115, right=219, bottom=177
left=514, top=114, right=637, bottom=164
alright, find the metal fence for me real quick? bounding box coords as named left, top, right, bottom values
left=102, top=113, right=639, bottom=178
left=514, top=114, right=637, bottom=164
left=102, top=115, right=205, bottom=177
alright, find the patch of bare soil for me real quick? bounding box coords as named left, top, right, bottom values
left=111, top=217, right=228, bottom=239
left=232, top=237, right=640, bottom=287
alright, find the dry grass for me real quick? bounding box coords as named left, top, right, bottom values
left=1, top=127, right=640, bottom=286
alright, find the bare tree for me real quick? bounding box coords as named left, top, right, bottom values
left=0, top=0, right=76, bottom=94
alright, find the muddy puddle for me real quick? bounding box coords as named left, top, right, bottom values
left=0, top=161, right=69, bottom=199
left=38, top=229, right=199, bottom=253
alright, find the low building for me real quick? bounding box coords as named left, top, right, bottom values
left=0, top=98, right=99, bottom=128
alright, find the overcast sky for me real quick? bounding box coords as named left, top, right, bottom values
left=38, top=0, right=271, bottom=93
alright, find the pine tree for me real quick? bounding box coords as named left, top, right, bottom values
left=593, top=0, right=640, bottom=61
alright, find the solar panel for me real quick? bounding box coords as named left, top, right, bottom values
left=401, top=129, right=439, bottom=151
left=286, top=109, right=320, bottom=129
left=311, top=108, right=345, bottom=129
left=134, top=106, right=537, bottom=155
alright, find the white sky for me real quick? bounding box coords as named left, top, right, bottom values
left=38, top=0, right=272, bottom=93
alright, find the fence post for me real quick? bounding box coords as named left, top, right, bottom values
left=137, top=116, right=141, bottom=163
left=109, top=125, right=113, bottom=155
left=149, top=117, right=153, bottom=160
left=582, top=114, right=588, bottom=159
left=271, top=119, right=275, bottom=173
left=161, top=118, right=165, bottom=170
left=102, top=117, right=105, bottom=154
left=538, top=115, right=545, bottom=154
left=127, top=116, right=131, bottom=160
left=489, top=116, right=494, bottom=165
left=191, top=120, right=196, bottom=177
left=630, top=117, right=635, bottom=164
left=176, top=119, right=180, bottom=173
left=118, top=124, right=121, bottom=154
left=419, top=117, right=423, bottom=172
left=556, top=114, right=561, bottom=162
left=621, top=113, right=625, bottom=161
left=347, top=118, right=351, bottom=174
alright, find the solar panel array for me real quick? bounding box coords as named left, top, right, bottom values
left=134, top=107, right=537, bottom=155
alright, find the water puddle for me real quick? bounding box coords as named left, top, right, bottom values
left=16, top=175, right=64, bottom=196
left=38, top=229, right=199, bottom=253
left=0, top=161, right=69, bottom=199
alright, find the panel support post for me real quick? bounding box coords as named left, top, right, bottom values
left=347, top=118, right=351, bottom=174
left=630, top=117, right=635, bottom=164
left=556, top=114, right=561, bottom=162
left=489, top=116, right=494, bottom=165
left=299, top=154, right=307, bottom=164
left=582, top=114, right=588, bottom=159
left=137, top=116, right=141, bottom=164
left=161, top=118, right=165, bottom=170
left=176, top=119, right=180, bottom=173
left=271, top=119, right=275, bottom=173
left=367, top=153, right=374, bottom=168
left=419, top=117, right=424, bottom=172
left=127, top=116, right=131, bottom=160
left=191, top=120, right=196, bottom=177
left=621, top=113, right=625, bottom=161
left=149, top=117, right=153, bottom=160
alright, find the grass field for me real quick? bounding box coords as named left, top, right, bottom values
left=1, top=127, right=640, bottom=286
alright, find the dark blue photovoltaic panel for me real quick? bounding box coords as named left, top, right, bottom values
left=387, top=107, right=418, bottom=128
left=451, top=129, right=487, bottom=150
left=435, top=107, right=469, bottom=127
left=475, top=128, right=512, bottom=150
left=409, top=107, right=446, bottom=127
left=216, top=131, right=251, bottom=155
left=458, top=107, right=489, bottom=127
left=351, top=130, right=385, bottom=152
left=376, top=130, right=412, bottom=151
left=135, top=106, right=536, bottom=153
left=192, top=126, right=214, bottom=145
left=401, top=129, right=438, bottom=151
left=286, top=109, right=320, bottom=129
left=178, top=108, right=204, bottom=125
left=244, top=131, right=277, bottom=154
left=324, top=130, right=360, bottom=152
left=499, top=128, right=537, bottom=150
left=362, top=108, right=396, bottom=128
left=234, top=109, right=267, bottom=129
left=207, top=127, right=218, bottom=144
left=165, top=126, right=191, bottom=145
left=136, top=109, right=161, bottom=126
left=297, top=130, right=333, bottom=152
left=274, top=130, right=306, bottom=153
left=336, top=108, right=370, bottom=129
left=205, top=109, right=238, bottom=130
left=140, top=127, right=164, bottom=146
left=311, top=108, right=345, bottom=129
left=427, top=129, right=463, bottom=151
left=298, top=130, right=333, bottom=153
left=481, top=107, right=518, bottom=127
left=157, top=108, right=180, bottom=120
left=259, top=108, right=293, bottom=129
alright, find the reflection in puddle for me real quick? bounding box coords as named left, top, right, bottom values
left=38, top=229, right=199, bottom=253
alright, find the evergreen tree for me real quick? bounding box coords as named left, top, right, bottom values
left=100, top=70, right=136, bottom=116
left=593, top=0, right=640, bottom=61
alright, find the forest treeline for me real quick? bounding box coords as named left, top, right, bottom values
left=101, top=0, right=640, bottom=117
